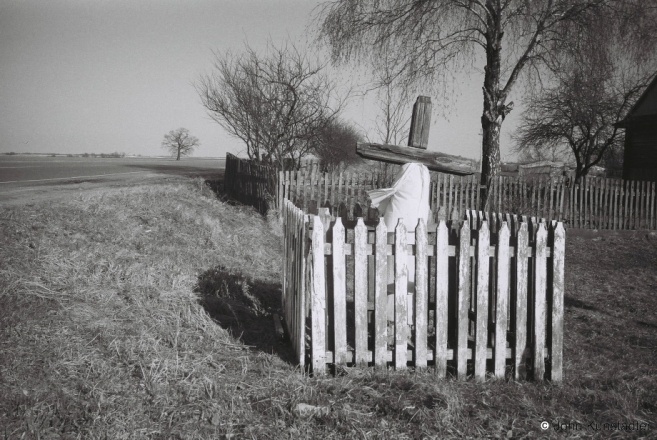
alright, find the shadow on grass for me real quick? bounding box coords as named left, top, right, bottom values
left=195, top=265, right=297, bottom=365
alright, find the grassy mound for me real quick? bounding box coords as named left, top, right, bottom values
left=1, top=177, right=655, bottom=438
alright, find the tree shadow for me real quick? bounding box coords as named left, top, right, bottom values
left=195, top=265, right=297, bottom=365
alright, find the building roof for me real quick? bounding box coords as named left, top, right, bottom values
left=616, top=72, right=657, bottom=128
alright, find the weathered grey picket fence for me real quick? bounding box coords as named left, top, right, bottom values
left=282, top=199, right=566, bottom=382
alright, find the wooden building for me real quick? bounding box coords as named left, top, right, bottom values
left=617, top=75, right=657, bottom=182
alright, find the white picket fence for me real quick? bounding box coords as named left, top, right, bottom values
left=282, top=199, right=566, bottom=381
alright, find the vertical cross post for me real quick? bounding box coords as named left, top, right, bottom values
left=408, top=96, right=432, bottom=149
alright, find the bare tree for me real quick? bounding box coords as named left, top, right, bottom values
left=315, top=0, right=657, bottom=208
left=371, top=50, right=412, bottom=146
left=313, top=119, right=363, bottom=172
left=161, top=128, right=199, bottom=160
left=515, top=28, right=657, bottom=183
left=197, top=40, right=347, bottom=171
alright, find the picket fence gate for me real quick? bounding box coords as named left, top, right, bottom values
left=282, top=199, right=565, bottom=382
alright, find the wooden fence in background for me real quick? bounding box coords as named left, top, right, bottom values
left=280, top=169, right=656, bottom=230
left=223, top=154, right=655, bottom=230
left=281, top=199, right=565, bottom=381
left=224, top=153, right=279, bottom=214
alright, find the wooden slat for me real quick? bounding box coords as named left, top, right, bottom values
left=332, top=217, right=347, bottom=365
left=374, top=219, right=388, bottom=368
left=474, top=174, right=479, bottom=211
left=612, top=178, right=617, bottom=229
left=593, top=178, right=599, bottom=229
left=337, top=171, right=344, bottom=207
left=559, top=179, right=566, bottom=222
left=515, top=222, right=529, bottom=380
left=448, top=175, right=454, bottom=219
left=644, top=180, right=649, bottom=229
left=394, top=220, right=408, bottom=369
left=618, top=180, right=624, bottom=229
left=297, top=210, right=306, bottom=365
left=414, top=219, right=428, bottom=368
left=434, top=220, right=449, bottom=377
left=354, top=218, right=368, bottom=366
left=617, top=179, right=622, bottom=230
left=650, top=182, right=657, bottom=229
left=495, top=222, right=510, bottom=378
left=627, top=179, right=633, bottom=229
left=637, top=180, right=642, bottom=229
left=533, top=222, right=547, bottom=380
left=475, top=221, right=490, bottom=381
left=604, top=179, right=613, bottom=229
left=323, top=172, right=329, bottom=206
left=598, top=178, right=604, bottom=228
left=456, top=220, right=471, bottom=379
left=551, top=222, right=565, bottom=382
left=584, top=177, right=590, bottom=229
left=577, top=180, right=581, bottom=228
left=604, top=178, right=610, bottom=229
left=594, top=177, right=599, bottom=229
left=641, top=180, right=647, bottom=229
left=311, top=215, right=326, bottom=375
left=309, top=169, right=316, bottom=208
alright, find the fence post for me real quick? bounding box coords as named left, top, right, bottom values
left=456, top=219, right=471, bottom=380
left=495, top=221, right=510, bottom=378
left=533, top=222, right=548, bottom=380
left=414, top=219, right=428, bottom=369
left=311, top=215, right=326, bottom=375
left=551, top=222, right=565, bottom=382
left=394, top=220, right=408, bottom=370
left=515, top=222, right=529, bottom=380
left=374, top=219, right=388, bottom=368
left=354, top=218, right=368, bottom=366
left=475, top=221, right=490, bottom=381
left=435, top=220, right=449, bottom=377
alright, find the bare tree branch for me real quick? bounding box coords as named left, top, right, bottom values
left=197, top=39, right=348, bottom=170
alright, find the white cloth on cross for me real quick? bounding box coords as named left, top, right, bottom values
left=367, top=162, right=431, bottom=231
left=367, top=162, right=431, bottom=325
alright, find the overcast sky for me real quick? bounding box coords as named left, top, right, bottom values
left=0, top=0, right=522, bottom=161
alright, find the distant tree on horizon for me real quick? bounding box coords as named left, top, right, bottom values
left=161, top=128, right=199, bottom=160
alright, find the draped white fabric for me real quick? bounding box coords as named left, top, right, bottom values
left=368, top=163, right=431, bottom=230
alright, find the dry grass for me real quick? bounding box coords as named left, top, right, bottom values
left=1, top=176, right=656, bottom=439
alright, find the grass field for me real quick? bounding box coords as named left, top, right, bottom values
left=1, top=177, right=656, bottom=439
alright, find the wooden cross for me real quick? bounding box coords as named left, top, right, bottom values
left=356, top=96, right=476, bottom=175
